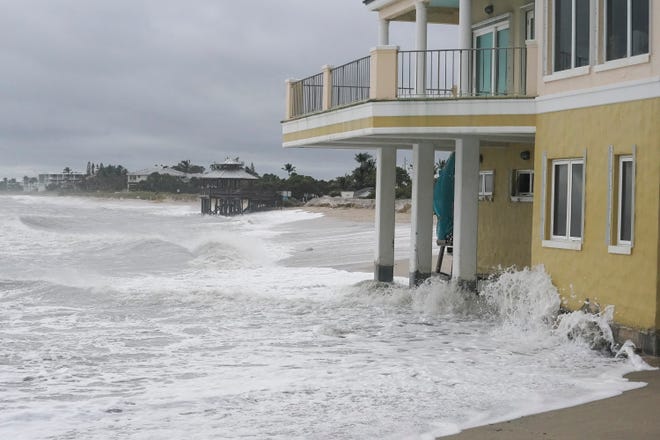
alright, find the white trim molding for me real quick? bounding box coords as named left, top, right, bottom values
left=608, top=244, right=632, bottom=255
left=542, top=239, right=582, bottom=251
left=536, top=76, right=660, bottom=114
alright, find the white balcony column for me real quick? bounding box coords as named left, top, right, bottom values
left=415, top=0, right=428, bottom=96
left=375, top=147, right=397, bottom=282
left=409, top=143, right=434, bottom=286
left=452, top=136, right=479, bottom=285
left=378, top=18, right=390, bottom=46
left=459, top=0, right=472, bottom=95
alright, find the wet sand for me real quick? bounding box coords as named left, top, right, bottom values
left=444, top=362, right=660, bottom=440
left=301, top=205, right=660, bottom=439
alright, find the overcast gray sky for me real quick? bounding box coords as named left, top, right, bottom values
left=0, top=0, right=456, bottom=180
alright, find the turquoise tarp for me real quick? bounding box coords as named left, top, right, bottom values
left=433, top=153, right=454, bottom=244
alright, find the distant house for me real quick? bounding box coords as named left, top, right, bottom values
left=199, top=158, right=278, bottom=215
left=38, top=172, right=84, bottom=191
left=340, top=188, right=374, bottom=199
left=127, top=166, right=187, bottom=191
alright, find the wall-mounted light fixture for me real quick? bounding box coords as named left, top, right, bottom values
left=520, top=150, right=531, bottom=160
left=484, top=4, right=494, bottom=14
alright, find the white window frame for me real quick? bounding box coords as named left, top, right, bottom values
left=606, top=153, right=635, bottom=255
left=604, top=0, right=649, bottom=62
left=511, top=169, right=534, bottom=202
left=544, top=158, right=584, bottom=250
left=473, top=18, right=511, bottom=97
left=479, top=170, right=494, bottom=201
left=522, top=3, right=535, bottom=41
left=551, top=0, right=590, bottom=73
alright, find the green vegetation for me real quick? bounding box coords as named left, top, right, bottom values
left=1, top=153, right=414, bottom=200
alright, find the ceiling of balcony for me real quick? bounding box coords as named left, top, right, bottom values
left=369, top=0, right=460, bottom=24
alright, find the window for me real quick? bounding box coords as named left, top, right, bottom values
left=616, top=156, right=634, bottom=244
left=551, top=159, right=584, bottom=240
left=479, top=170, right=494, bottom=200
left=474, top=21, right=510, bottom=95
left=554, top=0, right=590, bottom=72
left=525, top=7, right=535, bottom=40
left=512, top=169, right=534, bottom=201
left=606, top=0, right=649, bottom=61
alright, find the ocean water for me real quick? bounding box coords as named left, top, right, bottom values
left=0, top=195, right=652, bottom=439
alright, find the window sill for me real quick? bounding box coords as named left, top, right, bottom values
left=593, top=54, right=650, bottom=73
left=510, top=195, right=533, bottom=203
left=608, top=245, right=632, bottom=255
left=542, top=239, right=582, bottom=251
left=543, top=65, right=590, bottom=83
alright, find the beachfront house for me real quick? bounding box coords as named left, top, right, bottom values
left=127, top=165, right=189, bottom=191
left=281, top=1, right=659, bottom=354
left=38, top=171, right=85, bottom=191
left=199, top=158, right=279, bottom=215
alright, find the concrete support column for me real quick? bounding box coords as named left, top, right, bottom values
left=459, top=0, right=472, bottom=95
left=452, top=136, right=479, bottom=284
left=375, top=147, right=397, bottom=282
left=409, top=143, right=435, bottom=286
left=378, top=18, right=390, bottom=46
left=415, top=0, right=428, bottom=96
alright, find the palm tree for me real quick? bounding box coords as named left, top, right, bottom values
left=173, top=160, right=192, bottom=173
left=282, top=163, right=296, bottom=177
left=63, top=167, right=71, bottom=174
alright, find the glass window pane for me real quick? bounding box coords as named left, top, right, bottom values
left=553, top=164, right=568, bottom=236
left=476, top=33, right=493, bottom=95
left=575, top=0, right=590, bottom=67
left=496, top=29, right=509, bottom=95
left=526, top=10, right=535, bottom=40
left=607, top=0, right=628, bottom=60
left=554, top=0, right=573, bottom=71
left=484, top=173, right=494, bottom=194
left=620, top=160, right=633, bottom=241
left=631, top=0, right=649, bottom=56
left=570, top=163, right=583, bottom=238
left=517, top=172, right=532, bottom=194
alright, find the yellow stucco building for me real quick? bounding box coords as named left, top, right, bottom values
left=281, top=0, right=659, bottom=355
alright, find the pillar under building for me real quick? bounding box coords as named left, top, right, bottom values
left=452, top=136, right=479, bottom=284
left=374, top=147, right=397, bottom=282
left=409, top=143, right=435, bottom=286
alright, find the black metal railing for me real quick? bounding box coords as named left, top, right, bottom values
left=287, top=47, right=529, bottom=119
left=398, top=47, right=527, bottom=98
left=290, top=72, right=323, bottom=118
left=331, top=56, right=370, bottom=107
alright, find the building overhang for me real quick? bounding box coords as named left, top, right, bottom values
left=282, top=99, right=536, bottom=149
left=364, top=0, right=459, bottom=24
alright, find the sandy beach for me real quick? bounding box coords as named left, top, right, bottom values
left=301, top=204, right=660, bottom=439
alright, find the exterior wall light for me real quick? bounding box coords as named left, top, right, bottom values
left=484, top=4, right=494, bottom=14
left=520, top=150, right=531, bottom=160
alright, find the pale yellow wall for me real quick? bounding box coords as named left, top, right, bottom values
left=478, top=144, right=534, bottom=273
left=532, top=98, right=660, bottom=330
left=537, top=0, right=660, bottom=96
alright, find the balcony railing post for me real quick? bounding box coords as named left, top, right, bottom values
left=370, top=46, right=398, bottom=100
left=285, top=78, right=296, bottom=120
left=322, top=65, right=333, bottom=111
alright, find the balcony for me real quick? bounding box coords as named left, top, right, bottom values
left=285, top=46, right=535, bottom=121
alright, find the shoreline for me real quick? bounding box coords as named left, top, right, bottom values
left=301, top=205, right=660, bottom=439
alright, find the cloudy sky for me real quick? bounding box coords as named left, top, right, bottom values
left=1, top=0, right=456, bottom=180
